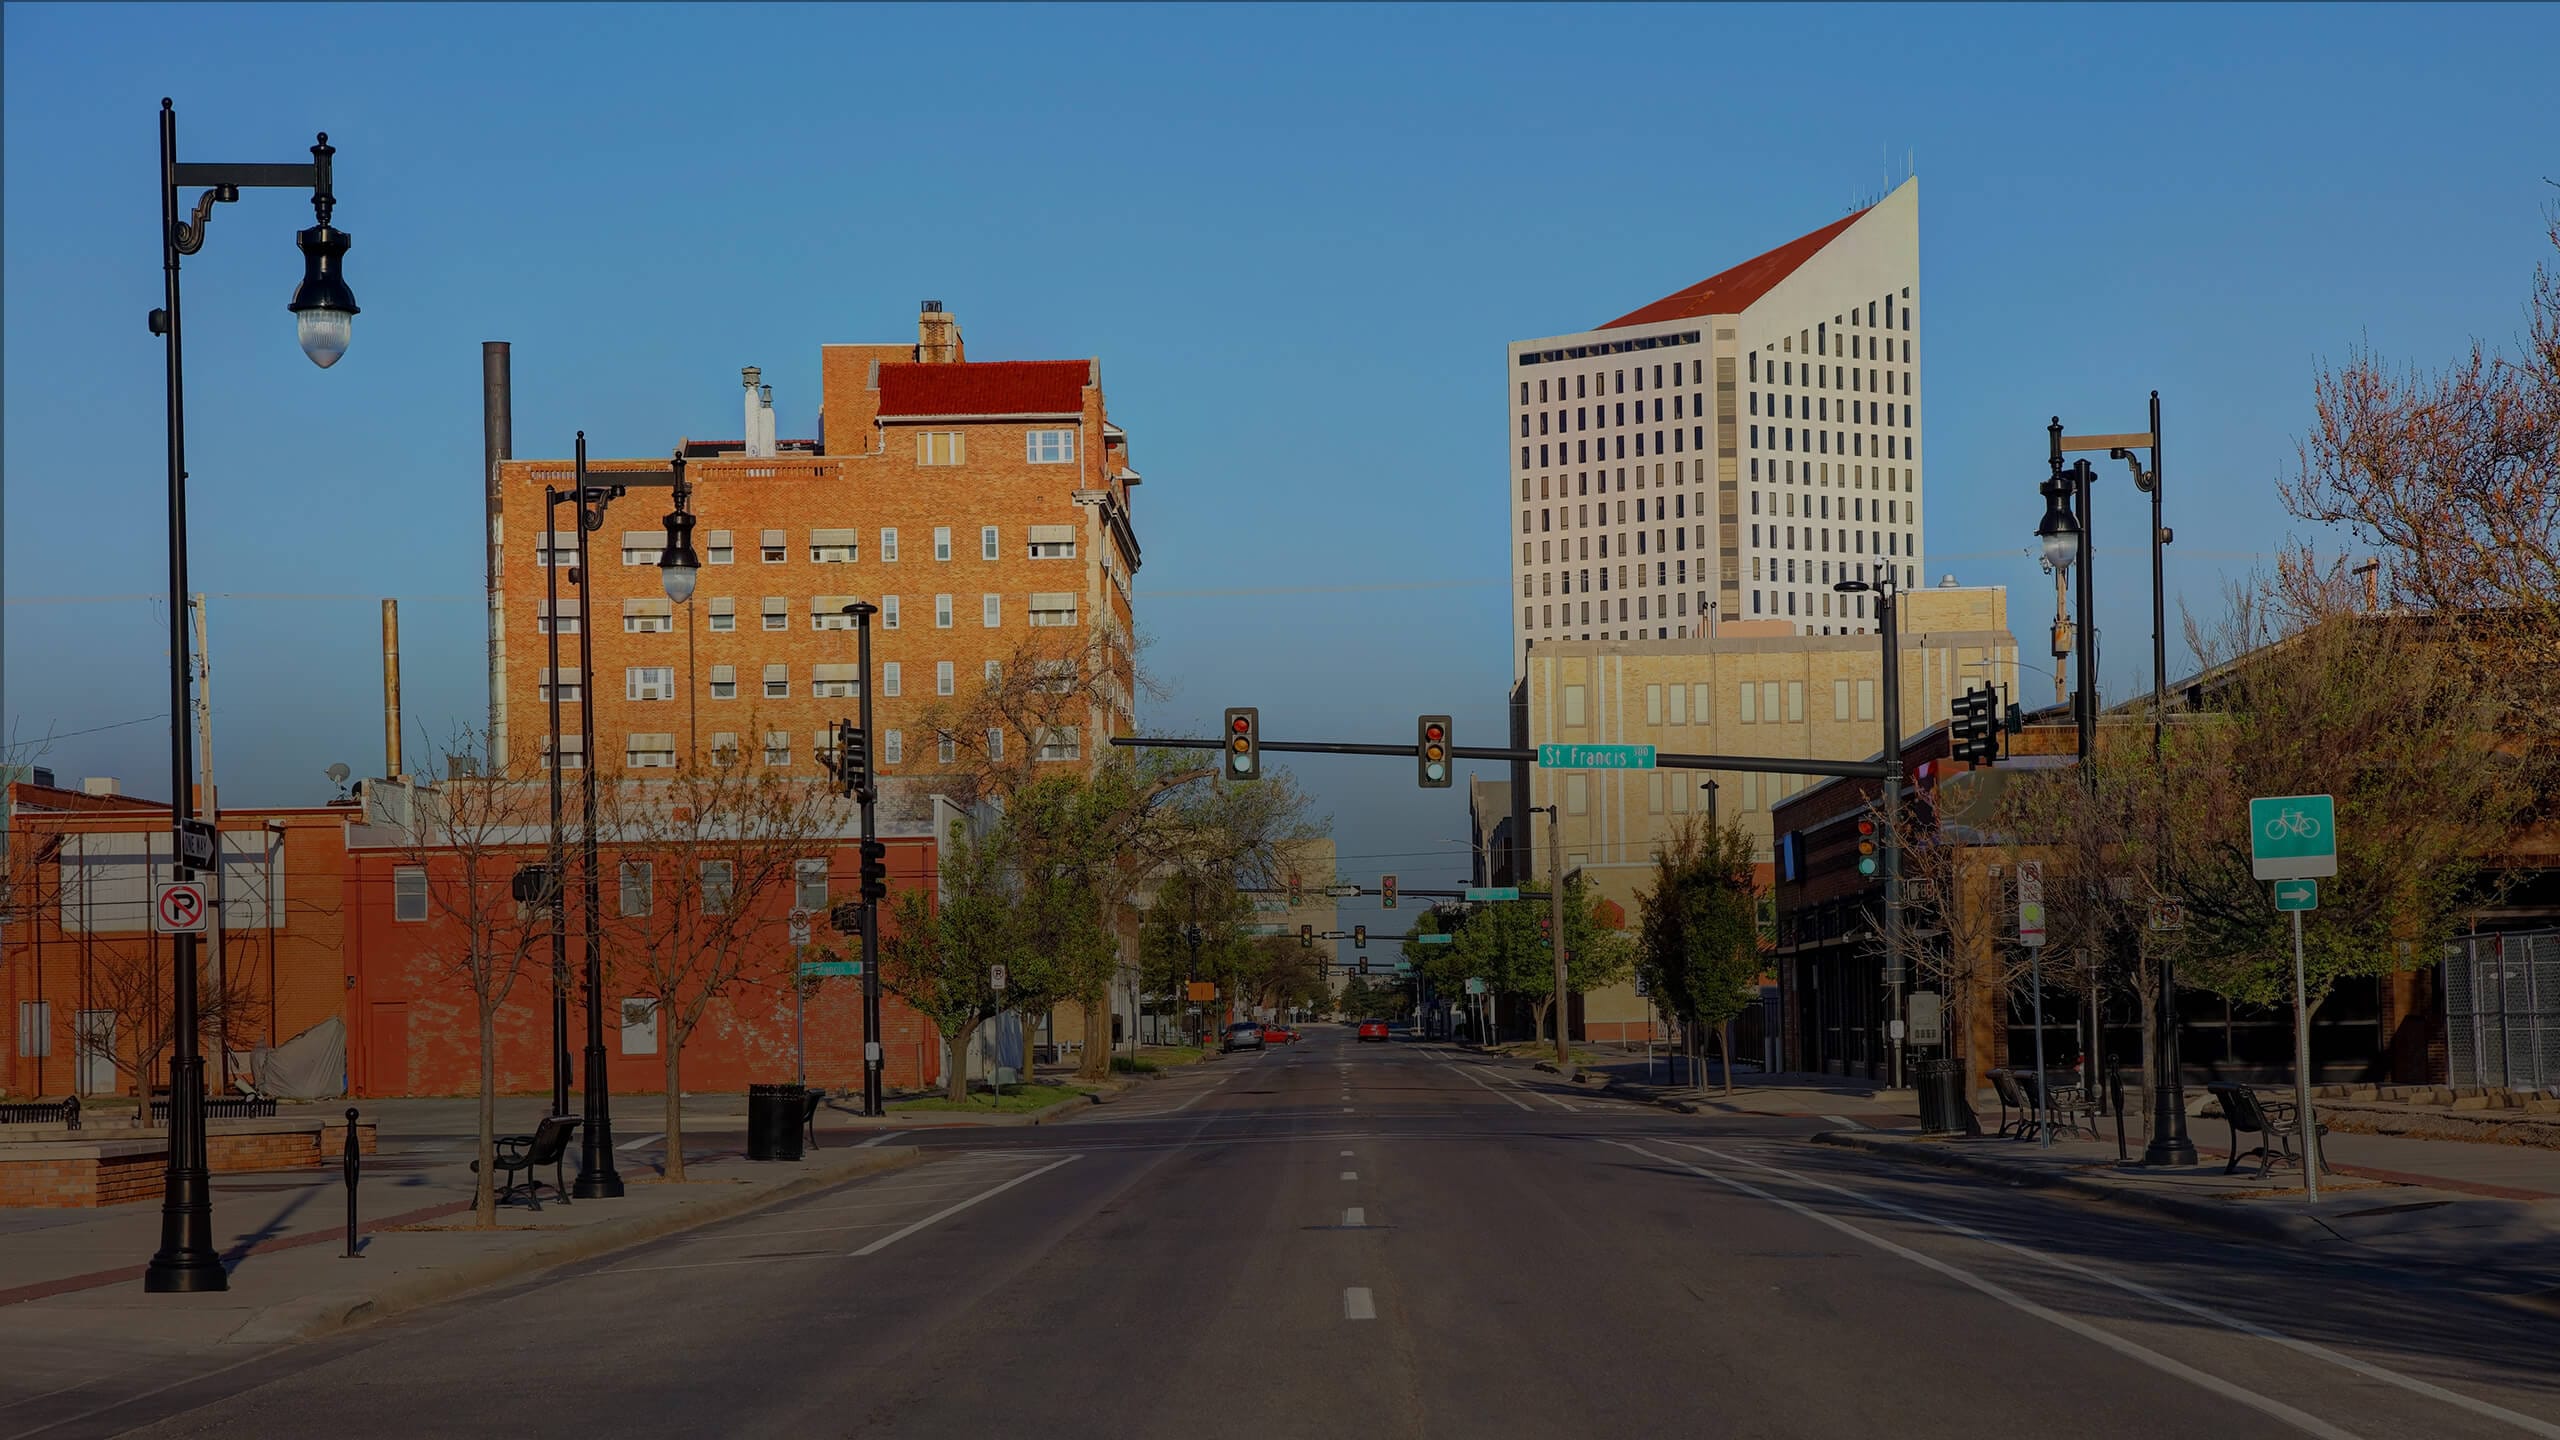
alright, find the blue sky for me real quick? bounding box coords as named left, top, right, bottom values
left=6, top=3, right=2556, bottom=924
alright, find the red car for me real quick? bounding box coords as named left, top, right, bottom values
left=1264, top=1025, right=1298, bottom=1045
left=1357, top=1020, right=1390, bottom=1043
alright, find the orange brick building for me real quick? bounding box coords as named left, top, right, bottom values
left=489, top=301, right=1142, bottom=783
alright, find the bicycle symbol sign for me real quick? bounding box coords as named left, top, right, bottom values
left=2248, top=794, right=2336, bottom=881
left=152, top=880, right=209, bottom=934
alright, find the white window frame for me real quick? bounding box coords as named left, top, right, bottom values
left=880, top=528, right=899, bottom=562
left=935, top=594, right=954, bottom=628
left=700, top=860, right=735, bottom=915
left=625, top=666, right=673, bottom=702
left=795, top=858, right=830, bottom=913
left=624, top=613, right=673, bottom=634
left=393, top=867, right=427, bottom=922
left=625, top=736, right=675, bottom=769
left=539, top=673, right=583, bottom=704
left=1037, top=726, right=1081, bottom=762
left=1028, top=595, right=1077, bottom=628
left=982, top=594, right=1001, bottom=628
left=707, top=532, right=734, bottom=566
left=938, top=734, right=957, bottom=764
left=884, top=730, right=904, bottom=766
left=710, top=671, right=737, bottom=700
left=918, top=431, right=965, bottom=466
left=619, top=861, right=654, bottom=917
left=707, top=608, right=736, bottom=632
left=937, top=661, right=955, bottom=696
left=764, top=731, right=791, bottom=767
left=981, top=526, right=999, bottom=561
left=764, top=669, right=790, bottom=699
left=813, top=676, right=858, bottom=699
left=883, top=662, right=902, bottom=697
left=933, top=527, right=952, bottom=562
left=813, top=605, right=854, bottom=632
left=1027, top=538, right=1076, bottom=559
left=1025, top=429, right=1075, bottom=464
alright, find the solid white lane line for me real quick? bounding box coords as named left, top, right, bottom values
left=1443, top=1062, right=1536, bottom=1111
left=1341, top=1170, right=1358, bottom=1181
left=1824, top=1115, right=1866, bottom=1131
left=851, top=1155, right=1081, bottom=1256
left=705, top=1219, right=904, bottom=1240
left=1659, top=1139, right=2560, bottom=1440
left=1343, top=1207, right=1366, bottom=1227
left=1603, top=1141, right=2361, bottom=1440
left=617, top=1131, right=665, bottom=1151
left=853, top=1130, right=907, bottom=1148
left=1344, top=1286, right=1377, bottom=1321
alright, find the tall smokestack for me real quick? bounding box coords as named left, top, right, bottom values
left=383, top=598, right=403, bottom=781
left=483, top=341, right=512, bottom=767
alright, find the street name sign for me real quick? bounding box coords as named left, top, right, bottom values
left=1414, top=933, right=1454, bottom=946
left=2017, top=861, right=2046, bottom=948
left=1463, top=886, right=1519, bottom=902
left=799, top=960, right=861, bottom=978
left=1464, top=978, right=1488, bottom=995
left=2249, top=794, right=2337, bottom=881
left=1537, top=743, right=1656, bottom=771
left=153, top=880, right=209, bottom=934
left=2274, top=879, right=2319, bottom=912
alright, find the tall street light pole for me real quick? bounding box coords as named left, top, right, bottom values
left=542, top=492, right=573, bottom=1118
left=846, top=600, right=886, bottom=1116
left=1835, top=567, right=1904, bottom=1089
left=146, top=99, right=359, bottom=1296
left=1528, top=804, right=1569, bottom=1075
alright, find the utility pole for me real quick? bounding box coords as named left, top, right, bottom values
left=191, top=593, right=226, bottom=1086
left=1530, top=803, right=1570, bottom=1075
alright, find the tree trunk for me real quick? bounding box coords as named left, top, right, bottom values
left=2133, top=973, right=2159, bottom=1146
left=1530, top=996, right=1552, bottom=1051
left=663, top=1027, right=685, bottom=1183
left=1721, top=1019, right=1736, bottom=1095
left=475, top=1008, right=498, bottom=1227
left=1077, top=992, right=1112, bottom=1081
left=947, top=1016, right=983, bottom=1103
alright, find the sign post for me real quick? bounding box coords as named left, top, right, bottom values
left=2251, top=796, right=2336, bottom=1198
left=2017, top=861, right=2050, bottom=1147
left=789, top=911, right=813, bottom=1086
left=989, top=964, right=1008, bottom=1101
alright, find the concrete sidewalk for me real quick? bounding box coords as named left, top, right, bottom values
left=1596, top=1061, right=1920, bottom=1122
left=1816, top=1123, right=2560, bottom=1291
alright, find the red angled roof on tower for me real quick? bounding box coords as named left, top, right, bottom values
left=1599, top=205, right=1873, bottom=329
left=876, top=360, right=1091, bottom=418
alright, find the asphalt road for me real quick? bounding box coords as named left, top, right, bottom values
left=31, top=1025, right=2560, bottom=1440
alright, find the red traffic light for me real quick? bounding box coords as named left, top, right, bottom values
left=1856, top=819, right=1876, bottom=836
left=1424, top=722, right=1445, bottom=743
left=1231, top=713, right=1252, bottom=734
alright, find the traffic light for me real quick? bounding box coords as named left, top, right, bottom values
left=842, top=721, right=871, bottom=787
left=1538, top=913, right=1553, bottom=940
left=1856, top=818, right=1879, bottom=877
left=859, top=838, right=889, bottom=901
left=1288, top=874, right=1303, bottom=907
left=1299, top=923, right=1313, bottom=950
left=1360, top=959, right=1372, bottom=977
left=1949, top=687, right=2001, bottom=766
left=1417, top=715, right=1452, bottom=788
left=1223, top=707, right=1260, bottom=781
left=1380, top=874, right=1398, bottom=910
left=1354, top=925, right=1367, bottom=951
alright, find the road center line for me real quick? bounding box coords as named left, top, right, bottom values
left=1656, top=1138, right=2560, bottom=1439
left=848, top=1156, right=1081, bottom=1257
left=1344, top=1286, right=1376, bottom=1320
left=1601, top=1140, right=2362, bottom=1440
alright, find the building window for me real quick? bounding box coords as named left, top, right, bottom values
left=812, top=601, right=855, bottom=631
left=707, top=601, right=736, bottom=632
left=814, top=668, right=859, bottom=699
left=709, top=665, right=737, bottom=700
left=935, top=594, right=954, bottom=628
left=619, top=861, right=654, bottom=917
left=700, top=861, right=734, bottom=915
left=760, top=529, right=787, bottom=563
left=987, top=728, right=1005, bottom=761
left=1028, top=536, right=1076, bottom=559
left=1037, top=726, right=1081, bottom=762
left=982, top=594, right=1001, bottom=628
left=1029, top=593, right=1077, bottom=627
left=626, top=733, right=676, bottom=768
left=539, top=670, right=582, bottom=704
left=880, top=528, right=900, bottom=562
left=542, top=736, right=585, bottom=770
left=981, top=525, right=999, bottom=561
left=1025, top=429, right=1075, bottom=464
left=625, top=666, right=673, bottom=702
left=1563, top=684, right=1587, bottom=727
left=938, top=734, right=957, bottom=765
left=810, top=530, right=858, bottom=563
left=762, top=598, right=789, bottom=631
left=393, top=867, right=427, bottom=922
left=918, top=432, right=966, bottom=466
left=706, top=530, right=733, bottom=565
left=882, top=595, right=901, bottom=629
left=1787, top=680, right=1804, bottom=723
left=933, top=527, right=952, bottom=562
left=764, top=665, right=790, bottom=699
left=535, top=608, right=580, bottom=635
left=621, top=532, right=661, bottom=566
left=764, top=731, right=791, bottom=766
left=883, top=662, right=902, bottom=696
left=1857, top=678, right=1876, bottom=721
left=709, top=732, right=740, bottom=765
left=795, top=858, right=829, bottom=912
left=1834, top=679, right=1851, bottom=721
left=937, top=661, right=955, bottom=696
left=884, top=730, right=904, bottom=766
left=624, top=607, right=673, bottom=633
left=1566, top=773, right=1588, bottom=816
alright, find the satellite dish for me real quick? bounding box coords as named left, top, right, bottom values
left=326, top=762, right=352, bottom=784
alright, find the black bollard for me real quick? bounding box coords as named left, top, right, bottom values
left=342, top=1106, right=364, bottom=1260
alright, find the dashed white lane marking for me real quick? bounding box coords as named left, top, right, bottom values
left=849, top=1155, right=1081, bottom=1256
left=1343, top=1207, right=1366, bottom=1227
left=1652, top=1138, right=2560, bottom=1440
left=1824, top=1114, right=1866, bottom=1131
left=1340, top=1170, right=1358, bottom=1181
left=1340, top=1149, right=1354, bottom=1157
left=1344, top=1286, right=1376, bottom=1321
left=618, top=1131, right=665, bottom=1151
left=1607, top=1140, right=2366, bottom=1440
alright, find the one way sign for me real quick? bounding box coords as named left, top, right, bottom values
left=153, top=880, right=210, bottom=934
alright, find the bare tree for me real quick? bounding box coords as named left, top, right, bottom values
left=597, top=743, right=853, bottom=1180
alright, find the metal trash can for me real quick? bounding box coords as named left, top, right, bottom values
left=1915, top=1058, right=1966, bottom=1136
left=746, top=1082, right=806, bottom=1162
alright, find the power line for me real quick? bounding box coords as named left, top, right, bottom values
left=17, top=713, right=171, bottom=742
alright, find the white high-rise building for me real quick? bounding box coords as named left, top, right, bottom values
left=1506, top=179, right=1921, bottom=668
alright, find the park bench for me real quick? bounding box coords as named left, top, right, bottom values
left=147, top=1095, right=277, bottom=1124
left=802, top=1089, right=827, bottom=1151
left=470, top=1114, right=581, bottom=1211
left=2206, top=1082, right=2331, bottom=1179
left=0, top=1096, right=79, bottom=1129
left=1987, top=1069, right=2034, bottom=1138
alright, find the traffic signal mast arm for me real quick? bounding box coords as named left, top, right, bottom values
left=1114, top=733, right=1892, bottom=781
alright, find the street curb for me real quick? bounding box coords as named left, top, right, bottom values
left=1599, top=1078, right=1702, bottom=1115
left=1810, top=1130, right=2316, bottom=1245
left=232, top=1147, right=924, bottom=1345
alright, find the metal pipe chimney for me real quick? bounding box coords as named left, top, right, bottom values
left=383, top=598, right=403, bottom=781
left=483, top=341, right=512, bottom=764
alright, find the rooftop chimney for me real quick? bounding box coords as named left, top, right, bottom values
left=81, top=777, right=120, bottom=796
left=742, top=367, right=776, bottom=456
left=918, top=300, right=963, bottom=364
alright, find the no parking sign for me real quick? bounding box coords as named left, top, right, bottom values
left=153, top=880, right=209, bottom=934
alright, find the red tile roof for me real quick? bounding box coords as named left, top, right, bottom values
left=877, top=360, right=1090, bottom=418
left=1599, top=205, right=1872, bottom=329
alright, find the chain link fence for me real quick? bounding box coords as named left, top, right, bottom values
left=2446, top=930, right=2560, bottom=1094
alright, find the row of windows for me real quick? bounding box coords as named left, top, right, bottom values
left=1521, top=357, right=1707, bottom=407
left=1522, top=391, right=1707, bottom=437
left=1514, top=329, right=1701, bottom=372
left=1750, top=460, right=1915, bottom=495
left=1750, top=292, right=1914, bottom=372
left=1748, top=527, right=1911, bottom=559
left=543, top=654, right=1056, bottom=705
left=530, top=724, right=1081, bottom=776
left=1522, top=557, right=1705, bottom=596
left=1521, top=426, right=1711, bottom=470
left=1751, top=493, right=1909, bottom=522
left=1750, top=393, right=1910, bottom=426
left=556, top=526, right=1078, bottom=569
left=1520, top=459, right=1715, bottom=502
left=391, top=856, right=837, bottom=922
left=533, top=591, right=1079, bottom=636
left=1750, top=425, right=1911, bottom=460
left=912, top=429, right=1078, bottom=467
left=1525, top=592, right=1706, bottom=627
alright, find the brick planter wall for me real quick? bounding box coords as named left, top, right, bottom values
left=0, top=1120, right=378, bottom=1207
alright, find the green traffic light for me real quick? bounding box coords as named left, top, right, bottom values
left=1858, top=857, right=1878, bottom=876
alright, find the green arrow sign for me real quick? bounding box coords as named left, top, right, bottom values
left=1537, top=743, right=1657, bottom=771
left=799, top=960, right=862, bottom=978
left=1463, top=886, right=1518, bottom=902
left=2249, top=794, right=2337, bottom=881
left=2273, top=879, right=2319, bottom=912
left=1414, top=933, right=1455, bottom=946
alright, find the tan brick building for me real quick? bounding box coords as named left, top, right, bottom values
left=1510, top=583, right=2017, bottom=1040
left=489, top=302, right=1140, bottom=785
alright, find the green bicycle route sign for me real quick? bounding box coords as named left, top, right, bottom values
left=2249, top=794, right=2337, bottom=881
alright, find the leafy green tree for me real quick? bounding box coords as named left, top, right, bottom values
left=1635, top=816, right=1760, bottom=1093
left=875, top=821, right=1021, bottom=1103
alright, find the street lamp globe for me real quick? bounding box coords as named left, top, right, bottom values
left=287, top=224, right=358, bottom=368
left=2036, top=483, right=2082, bottom=572
left=656, top=507, right=701, bottom=603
